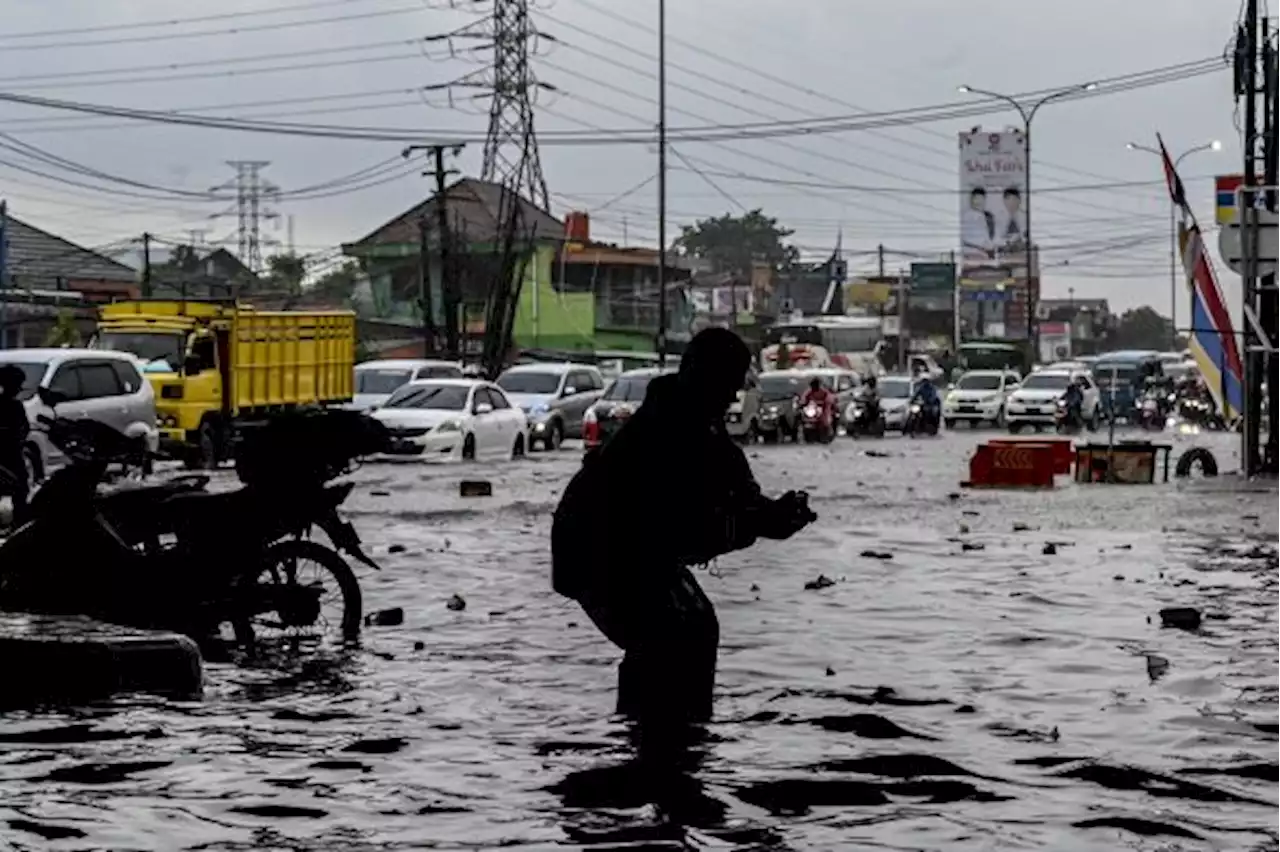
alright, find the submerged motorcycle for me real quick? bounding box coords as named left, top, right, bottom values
left=0, top=389, right=389, bottom=648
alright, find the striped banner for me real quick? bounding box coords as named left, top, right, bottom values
left=1160, top=135, right=1244, bottom=420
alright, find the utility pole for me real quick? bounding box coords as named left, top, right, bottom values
left=655, top=0, right=668, bottom=366
left=1239, top=1, right=1259, bottom=470
left=142, top=232, right=153, bottom=298
left=403, top=144, right=464, bottom=360
left=1263, top=16, right=1278, bottom=472
left=0, top=201, right=8, bottom=350
left=877, top=243, right=885, bottom=278
left=417, top=215, right=437, bottom=358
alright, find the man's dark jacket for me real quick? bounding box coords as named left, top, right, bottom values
left=552, top=374, right=768, bottom=600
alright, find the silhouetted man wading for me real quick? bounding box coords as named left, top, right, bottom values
left=552, top=328, right=815, bottom=726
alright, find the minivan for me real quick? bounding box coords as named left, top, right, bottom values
left=0, top=349, right=159, bottom=484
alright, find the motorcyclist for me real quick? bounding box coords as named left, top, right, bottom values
left=800, top=376, right=837, bottom=433
left=1061, top=375, right=1086, bottom=426
left=858, top=375, right=881, bottom=422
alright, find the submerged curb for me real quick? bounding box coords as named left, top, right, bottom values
left=0, top=613, right=202, bottom=708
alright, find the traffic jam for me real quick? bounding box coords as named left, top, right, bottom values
left=345, top=316, right=1237, bottom=464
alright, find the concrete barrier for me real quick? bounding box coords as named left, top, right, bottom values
left=0, top=613, right=202, bottom=708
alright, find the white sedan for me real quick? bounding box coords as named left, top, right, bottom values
left=370, top=379, right=528, bottom=461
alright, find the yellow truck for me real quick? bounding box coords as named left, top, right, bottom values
left=94, top=300, right=356, bottom=467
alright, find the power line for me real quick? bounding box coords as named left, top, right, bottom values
left=0, top=4, right=440, bottom=51
left=0, top=54, right=1225, bottom=145
left=0, top=0, right=401, bottom=40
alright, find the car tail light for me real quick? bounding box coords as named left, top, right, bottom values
left=582, top=408, right=600, bottom=445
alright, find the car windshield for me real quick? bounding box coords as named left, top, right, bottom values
left=383, top=383, right=469, bottom=410
left=759, top=375, right=802, bottom=400
left=1165, top=363, right=1195, bottom=380
left=497, top=371, right=561, bottom=394
left=806, top=374, right=836, bottom=390
left=4, top=362, right=48, bottom=401
left=96, top=332, right=184, bottom=372
left=957, top=373, right=1003, bottom=391
left=879, top=378, right=912, bottom=398
left=357, top=369, right=413, bottom=394
left=603, top=375, right=652, bottom=401
left=1021, top=373, right=1072, bottom=390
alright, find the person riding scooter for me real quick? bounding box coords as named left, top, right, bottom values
left=860, top=375, right=881, bottom=418
left=800, top=377, right=837, bottom=439
left=1059, top=375, right=1086, bottom=430
left=907, top=374, right=941, bottom=433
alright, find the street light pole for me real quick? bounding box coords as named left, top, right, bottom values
left=655, top=0, right=668, bottom=367
left=958, top=83, right=1095, bottom=360
left=1126, top=140, right=1221, bottom=349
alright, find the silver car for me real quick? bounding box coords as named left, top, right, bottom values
left=496, top=363, right=606, bottom=450
left=0, top=349, right=159, bottom=483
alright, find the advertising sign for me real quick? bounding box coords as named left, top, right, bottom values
left=959, top=130, right=1029, bottom=286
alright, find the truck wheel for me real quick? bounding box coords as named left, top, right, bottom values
left=194, top=421, right=220, bottom=470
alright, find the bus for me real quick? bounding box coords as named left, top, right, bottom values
left=760, top=316, right=885, bottom=375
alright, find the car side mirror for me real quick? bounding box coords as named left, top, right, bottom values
left=474, top=402, right=494, bottom=415
left=561, top=386, right=577, bottom=397
left=37, top=386, right=68, bottom=408
left=182, top=354, right=203, bottom=376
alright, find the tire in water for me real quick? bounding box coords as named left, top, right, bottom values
left=1174, top=446, right=1218, bottom=478
left=232, top=539, right=364, bottom=648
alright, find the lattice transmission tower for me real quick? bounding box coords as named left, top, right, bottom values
left=211, top=160, right=279, bottom=273
left=425, top=0, right=551, bottom=210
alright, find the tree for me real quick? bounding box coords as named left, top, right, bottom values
left=673, top=210, right=799, bottom=275
left=1111, top=306, right=1174, bottom=351
left=44, top=309, right=80, bottom=347
left=309, top=260, right=361, bottom=302
left=265, top=253, right=307, bottom=296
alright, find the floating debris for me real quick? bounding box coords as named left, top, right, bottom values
left=446, top=594, right=467, bottom=612
left=1159, top=607, right=1201, bottom=631
left=365, top=607, right=404, bottom=627
left=804, top=574, right=836, bottom=591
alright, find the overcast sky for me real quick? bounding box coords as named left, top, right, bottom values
left=0, top=0, right=1251, bottom=327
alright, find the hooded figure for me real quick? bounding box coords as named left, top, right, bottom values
left=552, top=328, right=815, bottom=725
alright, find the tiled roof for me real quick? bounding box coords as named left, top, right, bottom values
left=2, top=215, right=137, bottom=286
left=345, top=178, right=563, bottom=252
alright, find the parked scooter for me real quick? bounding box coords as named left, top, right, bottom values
left=0, top=390, right=388, bottom=649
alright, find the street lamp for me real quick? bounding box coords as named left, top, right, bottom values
left=957, top=82, right=1097, bottom=357
left=1127, top=140, right=1221, bottom=349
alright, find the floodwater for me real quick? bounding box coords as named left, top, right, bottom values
left=0, top=429, right=1276, bottom=851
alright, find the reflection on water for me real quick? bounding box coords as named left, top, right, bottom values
left=0, top=432, right=1276, bottom=851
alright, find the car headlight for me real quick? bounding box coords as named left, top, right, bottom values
left=436, top=420, right=462, bottom=433
left=532, top=403, right=549, bottom=415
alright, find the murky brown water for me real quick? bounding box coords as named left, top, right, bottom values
left=1, top=430, right=1275, bottom=851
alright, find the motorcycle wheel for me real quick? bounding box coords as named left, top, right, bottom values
left=232, top=539, right=363, bottom=649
